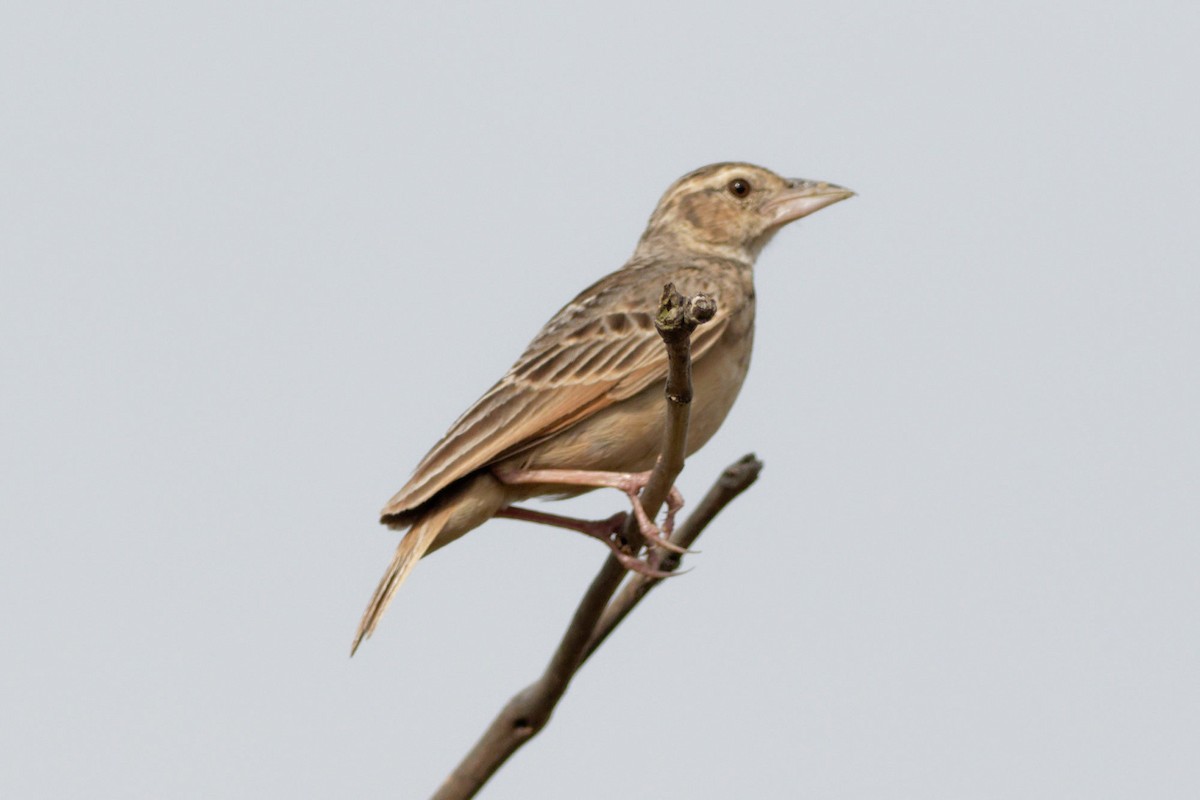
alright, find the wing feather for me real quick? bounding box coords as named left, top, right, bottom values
left=380, top=265, right=737, bottom=518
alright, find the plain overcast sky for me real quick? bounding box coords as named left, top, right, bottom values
left=3, top=2, right=1198, bottom=798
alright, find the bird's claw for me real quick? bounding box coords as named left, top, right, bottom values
left=612, top=549, right=679, bottom=579
left=598, top=512, right=685, bottom=578
left=613, top=473, right=692, bottom=555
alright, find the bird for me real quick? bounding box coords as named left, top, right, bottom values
left=352, top=162, right=853, bottom=654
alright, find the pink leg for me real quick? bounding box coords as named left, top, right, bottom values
left=492, top=466, right=689, bottom=554
left=663, top=486, right=685, bottom=537
left=495, top=506, right=676, bottom=578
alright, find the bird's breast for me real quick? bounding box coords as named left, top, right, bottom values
left=507, top=293, right=755, bottom=478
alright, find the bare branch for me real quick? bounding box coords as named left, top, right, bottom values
left=431, top=556, right=627, bottom=800
left=431, top=284, right=724, bottom=800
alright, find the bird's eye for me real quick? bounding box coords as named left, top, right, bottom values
left=728, top=179, right=751, bottom=198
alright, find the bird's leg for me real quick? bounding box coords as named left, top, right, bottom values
left=495, top=506, right=675, bottom=578
left=662, top=485, right=685, bottom=537
left=492, top=466, right=689, bottom=555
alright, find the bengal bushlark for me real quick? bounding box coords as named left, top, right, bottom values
left=353, top=163, right=853, bottom=653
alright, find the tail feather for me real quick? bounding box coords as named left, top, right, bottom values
left=350, top=504, right=453, bottom=656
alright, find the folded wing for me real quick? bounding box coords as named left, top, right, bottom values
left=381, top=267, right=733, bottom=519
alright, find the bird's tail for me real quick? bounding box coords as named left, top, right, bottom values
left=351, top=502, right=455, bottom=656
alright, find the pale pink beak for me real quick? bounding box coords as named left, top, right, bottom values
left=763, top=179, right=855, bottom=227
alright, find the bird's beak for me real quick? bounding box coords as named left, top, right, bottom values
left=763, top=179, right=855, bottom=227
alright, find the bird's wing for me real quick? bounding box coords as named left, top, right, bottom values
left=381, top=268, right=734, bottom=518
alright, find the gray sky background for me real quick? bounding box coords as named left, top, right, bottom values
left=3, top=2, right=1198, bottom=798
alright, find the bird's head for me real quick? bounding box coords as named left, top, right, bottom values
left=635, top=162, right=853, bottom=263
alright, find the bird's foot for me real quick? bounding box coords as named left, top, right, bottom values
left=495, top=506, right=682, bottom=578
left=624, top=477, right=688, bottom=552
left=493, top=466, right=691, bottom=555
